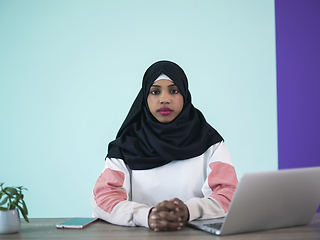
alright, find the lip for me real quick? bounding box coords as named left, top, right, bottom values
left=158, top=107, right=173, bottom=116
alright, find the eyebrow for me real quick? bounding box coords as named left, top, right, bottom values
left=150, top=84, right=177, bottom=88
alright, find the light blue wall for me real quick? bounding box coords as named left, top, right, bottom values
left=0, top=0, right=277, bottom=218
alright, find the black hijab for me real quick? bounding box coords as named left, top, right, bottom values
left=107, top=60, right=223, bottom=170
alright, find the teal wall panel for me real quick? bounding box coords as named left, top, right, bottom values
left=0, top=0, right=277, bottom=218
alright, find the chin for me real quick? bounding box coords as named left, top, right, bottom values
left=157, top=117, right=174, bottom=123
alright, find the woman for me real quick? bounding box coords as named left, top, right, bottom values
left=91, top=60, right=238, bottom=231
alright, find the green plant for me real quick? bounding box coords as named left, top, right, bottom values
left=0, top=183, right=29, bottom=222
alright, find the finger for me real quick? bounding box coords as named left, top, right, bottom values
left=154, top=200, right=176, bottom=213
left=150, top=209, right=177, bottom=222
left=168, top=198, right=183, bottom=213
left=170, top=198, right=184, bottom=206
left=150, top=220, right=183, bottom=231
left=149, top=209, right=179, bottom=225
left=170, top=198, right=189, bottom=222
left=170, top=198, right=183, bottom=212
left=158, top=211, right=180, bottom=222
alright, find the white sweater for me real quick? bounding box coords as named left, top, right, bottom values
left=91, top=141, right=238, bottom=228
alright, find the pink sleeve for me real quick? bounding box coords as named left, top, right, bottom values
left=93, top=168, right=128, bottom=213
left=91, top=159, right=151, bottom=227
left=208, top=161, right=238, bottom=212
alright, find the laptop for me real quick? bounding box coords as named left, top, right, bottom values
left=187, top=167, right=320, bottom=235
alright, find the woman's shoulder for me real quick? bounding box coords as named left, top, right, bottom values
left=203, top=140, right=233, bottom=165
left=104, top=157, right=131, bottom=172
left=203, top=140, right=224, bottom=156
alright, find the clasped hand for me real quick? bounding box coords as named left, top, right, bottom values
left=148, top=198, right=189, bottom=231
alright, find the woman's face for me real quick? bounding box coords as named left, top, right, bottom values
left=147, top=79, right=184, bottom=123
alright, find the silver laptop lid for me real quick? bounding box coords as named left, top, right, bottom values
left=220, top=167, right=320, bottom=235
left=188, top=167, right=320, bottom=235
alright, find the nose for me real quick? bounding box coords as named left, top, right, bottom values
left=160, top=92, right=170, bottom=104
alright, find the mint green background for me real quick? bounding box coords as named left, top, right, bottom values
left=0, top=1, right=277, bottom=218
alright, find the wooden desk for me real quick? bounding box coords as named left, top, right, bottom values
left=1, top=213, right=319, bottom=240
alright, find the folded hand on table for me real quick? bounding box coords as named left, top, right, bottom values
left=148, top=198, right=189, bottom=231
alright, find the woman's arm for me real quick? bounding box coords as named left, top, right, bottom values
left=91, top=158, right=151, bottom=227
left=186, top=141, right=238, bottom=221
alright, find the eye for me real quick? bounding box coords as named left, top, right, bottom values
left=170, top=89, right=179, bottom=94
left=150, top=90, right=160, bottom=95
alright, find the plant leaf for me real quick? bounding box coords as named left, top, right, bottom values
left=13, top=194, right=23, bottom=205
left=0, top=207, right=8, bottom=211
left=21, top=199, right=28, bottom=215
left=5, top=187, right=18, bottom=196
left=8, top=202, right=17, bottom=210
left=0, top=196, right=8, bottom=206
left=16, top=205, right=29, bottom=222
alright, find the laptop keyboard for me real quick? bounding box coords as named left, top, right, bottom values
left=204, top=222, right=223, bottom=230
